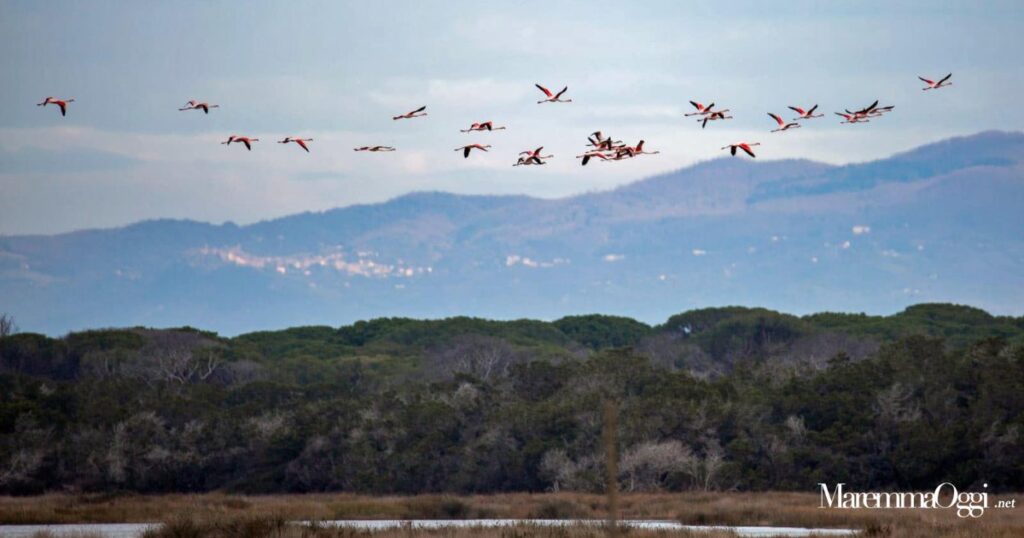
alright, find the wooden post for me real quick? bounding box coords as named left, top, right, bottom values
left=603, top=400, right=620, bottom=538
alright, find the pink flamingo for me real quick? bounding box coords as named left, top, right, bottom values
left=461, top=121, right=506, bottom=132
left=721, top=142, right=760, bottom=158
left=604, top=145, right=636, bottom=160
left=626, top=140, right=659, bottom=155
left=455, top=144, right=492, bottom=158
left=535, top=84, right=572, bottom=104
left=393, top=106, right=427, bottom=120
left=685, top=100, right=716, bottom=116
left=278, top=137, right=313, bottom=152
left=519, top=146, right=553, bottom=160
left=919, top=73, right=952, bottom=91
left=588, top=131, right=624, bottom=150
left=788, top=104, right=822, bottom=120
left=576, top=151, right=612, bottom=166
left=179, top=100, right=219, bottom=114
left=514, top=156, right=545, bottom=166
left=768, top=113, right=801, bottom=132
left=835, top=112, right=869, bottom=124
left=221, top=135, right=259, bottom=151
left=846, top=100, right=880, bottom=118
left=515, top=146, right=553, bottom=165
left=36, top=97, right=75, bottom=117
left=861, top=104, right=894, bottom=117
left=354, top=146, right=396, bottom=152
left=699, top=110, right=732, bottom=129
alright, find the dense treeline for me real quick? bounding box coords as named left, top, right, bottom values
left=0, top=304, right=1022, bottom=495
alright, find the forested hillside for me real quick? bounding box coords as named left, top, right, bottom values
left=1, top=303, right=1022, bottom=495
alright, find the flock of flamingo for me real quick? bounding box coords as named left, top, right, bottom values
left=35, top=73, right=952, bottom=165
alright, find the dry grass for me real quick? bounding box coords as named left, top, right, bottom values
left=139, top=517, right=742, bottom=538
left=668, top=491, right=1022, bottom=538
left=0, top=492, right=1020, bottom=537
left=27, top=533, right=106, bottom=538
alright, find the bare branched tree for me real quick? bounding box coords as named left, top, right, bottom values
left=636, top=333, right=719, bottom=378
left=619, top=440, right=694, bottom=492
left=154, top=348, right=221, bottom=384
left=0, top=415, right=52, bottom=490
left=538, top=448, right=600, bottom=492
left=682, top=439, right=726, bottom=491
left=875, top=382, right=922, bottom=424
left=0, top=313, right=17, bottom=338
left=129, top=330, right=223, bottom=386
left=426, top=334, right=518, bottom=380
left=701, top=440, right=725, bottom=491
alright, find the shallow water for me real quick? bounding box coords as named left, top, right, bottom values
left=0, top=519, right=859, bottom=537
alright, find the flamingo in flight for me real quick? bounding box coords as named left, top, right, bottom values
left=278, top=137, right=313, bottom=152
left=626, top=140, right=660, bottom=156
left=36, top=97, right=75, bottom=117
left=221, top=135, right=259, bottom=151
left=699, top=110, right=732, bottom=129
left=613, top=146, right=638, bottom=159
left=179, top=100, right=219, bottom=114
left=515, top=146, right=552, bottom=165
left=455, top=144, right=491, bottom=158
left=849, top=100, right=879, bottom=117
left=393, top=106, right=427, bottom=120
left=519, top=146, right=553, bottom=160
left=461, top=121, right=506, bottom=132
left=919, top=73, right=952, bottom=91
left=788, top=104, right=822, bottom=120
left=768, top=113, right=801, bottom=132
left=835, top=112, right=869, bottom=124
left=588, top=132, right=623, bottom=150
left=685, top=101, right=716, bottom=116
left=871, top=105, right=895, bottom=115
left=353, top=146, right=396, bottom=152
left=535, top=84, right=572, bottom=104
left=835, top=100, right=882, bottom=123
left=514, top=156, right=545, bottom=166
left=576, top=151, right=611, bottom=166
left=721, top=142, right=760, bottom=158
left=838, top=100, right=893, bottom=122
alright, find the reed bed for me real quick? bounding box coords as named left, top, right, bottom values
left=2, top=492, right=1019, bottom=537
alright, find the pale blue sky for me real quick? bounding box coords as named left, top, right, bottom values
left=2, top=0, right=1022, bottom=234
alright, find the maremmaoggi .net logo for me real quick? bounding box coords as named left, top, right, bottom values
left=819, top=482, right=1016, bottom=518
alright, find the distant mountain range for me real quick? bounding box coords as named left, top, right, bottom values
left=2, top=131, right=1023, bottom=335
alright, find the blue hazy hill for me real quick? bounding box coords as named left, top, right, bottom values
left=1, top=131, right=1022, bottom=335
